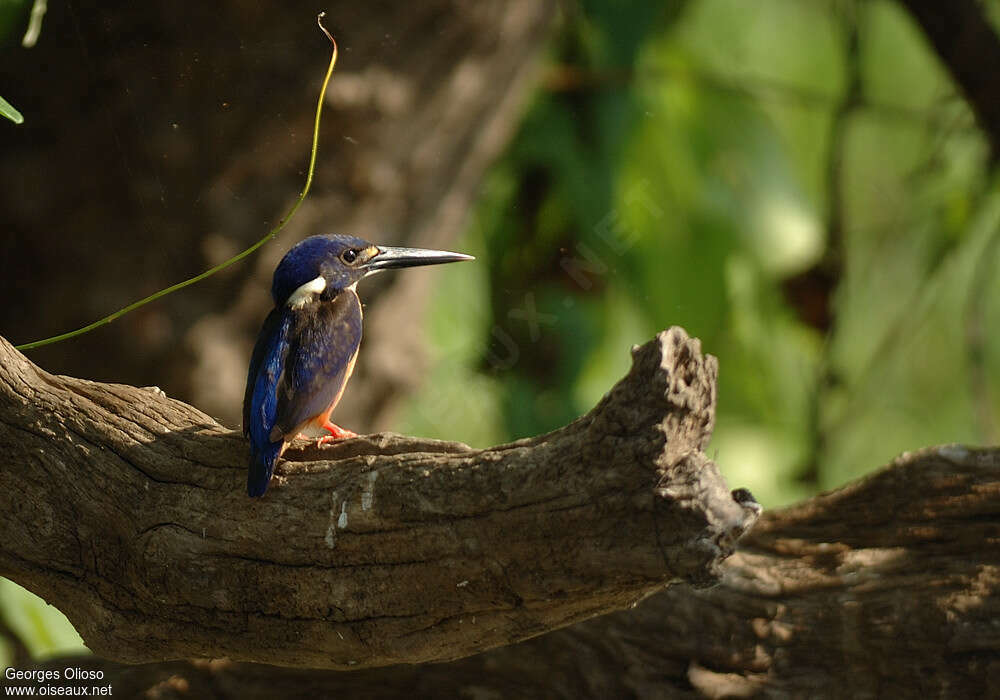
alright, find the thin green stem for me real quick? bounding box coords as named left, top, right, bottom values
left=16, top=16, right=339, bottom=352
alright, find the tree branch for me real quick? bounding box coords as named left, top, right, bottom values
left=900, top=0, right=1000, bottom=160
left=0, top=327, right=758, bottom=669
left=20, top=445, right=998, bottom=698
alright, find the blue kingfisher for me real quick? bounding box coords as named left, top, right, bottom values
left=243, top=234, right=473, bottom=497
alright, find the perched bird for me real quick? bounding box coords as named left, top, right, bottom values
left=243, top=234, right=473, bottom=497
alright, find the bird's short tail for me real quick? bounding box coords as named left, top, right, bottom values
left=247, top=440, right=283, bottom=497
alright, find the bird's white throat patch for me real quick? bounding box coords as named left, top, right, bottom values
left=287, top=276, right=327, bottom=309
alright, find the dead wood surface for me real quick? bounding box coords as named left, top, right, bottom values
left=15, top=445, right=999, bottom=699
left=0, top=327, right=758, bottom=670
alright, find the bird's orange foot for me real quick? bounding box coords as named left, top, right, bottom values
left=316, top=421, right=358, bottom=446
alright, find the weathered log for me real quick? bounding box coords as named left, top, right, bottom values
left=14, top=445, right=997, bottom=698
left=0, top=327, right=758, bottom=669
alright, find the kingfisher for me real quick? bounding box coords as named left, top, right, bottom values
left=243, top=234, right=473, bottom=497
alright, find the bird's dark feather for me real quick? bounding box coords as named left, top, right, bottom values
left=244, top=307, right=294, bottom=497
left=243, top=307, right=286, bottom=435
left=274, top=289, right=363, bottom=437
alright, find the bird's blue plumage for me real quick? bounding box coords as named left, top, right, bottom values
left=243, top=285, right=362, bottom=497
left=244, top=308, right=294, bottom=497
left=274, top=292, right=363, bottom=437
left=271, top=235, right=370, bottom=307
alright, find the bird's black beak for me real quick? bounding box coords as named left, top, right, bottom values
left=365, top=245, right=474, bottom=273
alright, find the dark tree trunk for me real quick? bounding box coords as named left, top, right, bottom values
left=900, top=0, right=1000, bottom=161
left=0, top=0, right=556, bottom=429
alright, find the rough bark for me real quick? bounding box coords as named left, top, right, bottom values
left=900, top=0, right=1000, bottom=160
left=0, top=0, right=556, bottom=429
left=0, top=326, right=758, bottom=669
left=14, top=445, right=999, bottom=699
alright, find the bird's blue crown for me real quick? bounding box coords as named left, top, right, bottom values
left=270, top=234, right=372, bottom=307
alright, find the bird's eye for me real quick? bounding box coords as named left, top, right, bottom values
left=341, top=249, right=359, bottom=264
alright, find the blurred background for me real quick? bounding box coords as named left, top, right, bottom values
left=1, top=0, right=998, bottom=670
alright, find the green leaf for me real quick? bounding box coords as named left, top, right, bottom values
left=0, top=95, right=23, bottom=124
left=0, top=578, right=88, bottom=662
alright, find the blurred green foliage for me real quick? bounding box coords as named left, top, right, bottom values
left=0, top=0, right=28, bottom=123
left=0, top=95, right=22, bottom=124
left=0, top=0, right=28, bottom=42
left=399, top=0, right=1000, bottom=511
left=0, top=580, right=86, bottom=668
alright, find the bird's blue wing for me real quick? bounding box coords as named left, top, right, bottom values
left=244, top=307, right=294, bottom=497
left=273, top=290, right=363, bottom=438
